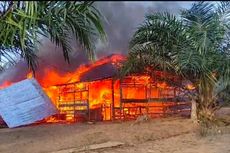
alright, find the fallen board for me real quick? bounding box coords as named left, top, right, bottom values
left=0, top=78, right=58, bottom=128
left=51, top=141, right=125, bottom=153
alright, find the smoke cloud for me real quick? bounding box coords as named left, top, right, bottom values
left=0, top=2, right=193, bottom=85
left=0, top=39, right=89, bottom=84
left=94, top=1, right=193, bottom=57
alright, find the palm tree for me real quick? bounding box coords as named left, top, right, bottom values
left=121, top=1, right=230, bottom=126
left=0, top=1, right=106, bottom=71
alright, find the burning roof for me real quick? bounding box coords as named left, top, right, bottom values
left=46, top=54, right=126, bottom=85
left=79, top=54, right=125, bottom=82
left=80, top=63, right=118, bottom=82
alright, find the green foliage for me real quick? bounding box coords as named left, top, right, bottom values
left=122, top=1, right=230, bottom=124
left=0, top=1, right=106, bottom=71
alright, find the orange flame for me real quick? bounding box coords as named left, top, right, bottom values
left=27, top=72, right=33, bottom=79
left=0, top=81, right=12, bottom=89
left=186, top=84, right=195, bottom=90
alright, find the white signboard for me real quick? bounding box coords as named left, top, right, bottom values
left=0, top=78, right=58, bottom=128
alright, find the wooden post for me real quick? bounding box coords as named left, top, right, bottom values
left=147, top=81, right=151, bottom=114
left=87, top=83, right=90, bottom=121
left=119, top=80, right=123, bottom=120
left=73, top=84, right=76, bottom=122
left=58, top=86, right=61, bottom=120
left=145, top=84, right=148, bottom=115
left=111, top=78, right=115, bottom=120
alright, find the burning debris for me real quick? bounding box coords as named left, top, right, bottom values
left=0, top=79, right=58, bottom=128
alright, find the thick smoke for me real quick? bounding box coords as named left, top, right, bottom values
left=94, top=1, right=193, bottom=57
left=0, top=2, right=192, bottom=85
left=0, top=39, right=89, bottom=84
left=34, top=38, right=89, bottom=78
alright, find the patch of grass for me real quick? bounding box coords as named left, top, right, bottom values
left=198, top=115, right=230, bottom=137
left=199, top=125, right=222, bottom=137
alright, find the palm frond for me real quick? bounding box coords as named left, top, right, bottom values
left=0, top=1, right=106, bottom=71
left=123, top=1, right=229, bottom=94
left=123, top=12, right=187, bottom=77
left=216, top=1, right=230, bottom=25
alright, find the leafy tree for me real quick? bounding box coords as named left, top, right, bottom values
left=121, top=1, right=230, bottom=126
left=0, top=1, right=106, bottom=71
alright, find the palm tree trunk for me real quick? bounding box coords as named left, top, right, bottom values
left=191, top=99, right=198, bottom=123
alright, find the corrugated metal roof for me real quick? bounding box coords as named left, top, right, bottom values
left=80, top=63, right=118, bottom=82
left=0, top=79, right=58, bottom=128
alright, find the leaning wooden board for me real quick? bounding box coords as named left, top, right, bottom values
left=0, top=78, right=58, bottom=128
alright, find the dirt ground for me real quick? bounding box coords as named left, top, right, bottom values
left=0, top=111, right=230, bottom=153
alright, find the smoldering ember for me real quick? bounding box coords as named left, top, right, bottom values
left=0, top=1, right=229, bottom=153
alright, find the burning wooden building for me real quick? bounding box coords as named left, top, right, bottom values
left=42, top=54, right=191, bottom=123
left=0, top=54, right=191, bottom=127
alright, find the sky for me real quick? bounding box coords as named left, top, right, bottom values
left=124, top=1, right=193, bottom=9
